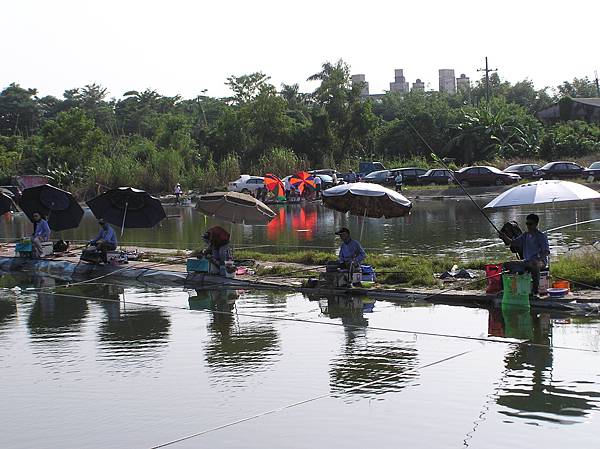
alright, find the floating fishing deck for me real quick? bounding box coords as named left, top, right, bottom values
left=0, top=245, right=599, bottom=315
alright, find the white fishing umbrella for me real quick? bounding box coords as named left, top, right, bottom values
left=484, top=180, right=600, bottom=209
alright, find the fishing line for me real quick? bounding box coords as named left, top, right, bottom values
left=406, top=121, right=502, bottom=234
left=150, top=349, right=475, bottom=448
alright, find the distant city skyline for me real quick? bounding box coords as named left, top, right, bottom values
left=2, top=0, right=599, bottom=100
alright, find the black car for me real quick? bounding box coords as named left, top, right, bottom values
left=583, top=161, right=600, bottom=181
left=362, top=169, right=394, bottom=186
left=503, top=164, right=541, bottom=179
left=537, top=161, right=585, bottom=179
left=392, top=167, right=428, bottom=185
left=417, top=169, right=454, bottom=185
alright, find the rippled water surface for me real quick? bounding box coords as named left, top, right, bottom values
left=1, top=273, right=600, bottom=448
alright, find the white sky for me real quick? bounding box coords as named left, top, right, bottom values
left=3, top=0, right=599, bottom=100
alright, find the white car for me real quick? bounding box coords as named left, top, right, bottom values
left=227, top=175, right=264, bottom=194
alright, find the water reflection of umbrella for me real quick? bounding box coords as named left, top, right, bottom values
left=289, top=171, right=316, bottom=194
left=0, top=191, right=16, bottom=215
left=19, top=184, right=84, bottom=231
left=195, top=191, right=276, bottom=225
left=264, top=174, right=285, bottom=200
left=86, top=187, right=166, bottom=235
left=484, top=180, right=600, bottom=209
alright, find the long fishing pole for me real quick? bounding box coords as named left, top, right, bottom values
left=407, top=121, right=502, bottom=234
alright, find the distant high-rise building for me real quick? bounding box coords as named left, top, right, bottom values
left=389, top=69, right=409, bottom=93
left=456, top=73, right=470, bottom=93
left=412, top=78, right=425, bottom=91
left=439, top=69, right=456, bottom=94
left=351, top=74, right=369, bottom=97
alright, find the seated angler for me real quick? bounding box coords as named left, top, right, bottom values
left=88, top=218, right=118, bottom=264
left=201, top=226, right=234, bottom=275
left=336, top=227, right=366, bottom=269
left=499, top=213, right=550, bottom=298
left=31, top=212, right=51, bottom=259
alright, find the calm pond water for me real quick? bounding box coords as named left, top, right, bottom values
left=1, top=273, right=600, bottom=448
left=1, top=196, right=599, bottom=260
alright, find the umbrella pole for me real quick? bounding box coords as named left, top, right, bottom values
left=121, top=201, right=128, bottom=237
left=360, top=208, right=367, bottom=240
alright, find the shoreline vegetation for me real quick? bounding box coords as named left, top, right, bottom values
left=147, top=248, right=600, bottom=289
left=2, top=61, right=600, bottom=198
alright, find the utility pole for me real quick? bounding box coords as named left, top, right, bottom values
left=477, top=57, right=498, bottom=103
left=595, top=70, right=600, bottom=97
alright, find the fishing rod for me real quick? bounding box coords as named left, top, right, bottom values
left=407, top=121, right=502, bottom=235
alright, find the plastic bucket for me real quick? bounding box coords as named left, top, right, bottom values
left=552, top=280, right=570, bottom=292
left=502, top=273, right=531, bottom=309
left=485, top=264, right=503, bottom=294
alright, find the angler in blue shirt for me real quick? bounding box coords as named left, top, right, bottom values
left=31, top=211, right=51, bottom=258
left=88, top=218, right=118, bottom=263
left=500, top=213, right=550, bottom=296
left=336, top=227, right=366, bottom=268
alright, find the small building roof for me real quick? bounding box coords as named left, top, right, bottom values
left=570, top=97, right=600, bottom=107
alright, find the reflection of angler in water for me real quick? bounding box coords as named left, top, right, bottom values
left=98, top=284, right=170, bottom=350
left=489, top=308, right=597, bottom=423
left=316, top=295, right=418, bottom=398
left=28, top=276, right=89, bottom=336
left=0, top=295, right=17, bottom=329
left=190, top=289, right=280, bottom=377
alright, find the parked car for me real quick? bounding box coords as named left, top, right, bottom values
left=503, top=164, right=541, bottom=179
left=583, top=161, right=600, bottom=181
left=309, top=169, right=342, bottom=185
left=314, top=173, right=334, bottom=189
left=454, top=166, right=520, bottom=186
left=536, top=161, right=585, bottom=179
left=227, top=175, right=264, bottom=194
left=392, top=167, right=428, bottom=185
left=417, top=169, right=454, bottom=185
left=358, top=161, right=386, bottom=176
left=362, top=169, right=394, bottom=186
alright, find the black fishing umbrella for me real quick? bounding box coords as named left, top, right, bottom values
left=86, top=187, right=166, bottom=235
left=19, top=184, right=84, bottom=231
left=0, top=191, right=16, bottom=215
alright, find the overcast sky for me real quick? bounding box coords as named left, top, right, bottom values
left=3, top=0, right=599, bottom=100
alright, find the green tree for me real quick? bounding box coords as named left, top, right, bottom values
left=446, top=99, right=541, bottom=163
left=0, top=83, right=41, bottom=136
left=556, top=77, right=599, bottom=98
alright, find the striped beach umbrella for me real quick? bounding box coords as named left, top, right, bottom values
left=264, top=174, right=285, bottom=200
left=289, top=171, right=316, bottom=195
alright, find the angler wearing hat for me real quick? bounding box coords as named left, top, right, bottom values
left=201, top=226, right=234, bottom=275
left=335, top=227, right=366, bottom=268
left=174, top=183, right=183, bottom=205
left=88, top=218, right=118, bottom=263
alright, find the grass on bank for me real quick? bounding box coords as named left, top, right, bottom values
left=236, top=250, right=485, bottom=287
left=551, top=250, right=600, bottom=289
left=239, top=249, right=600, bottom=289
